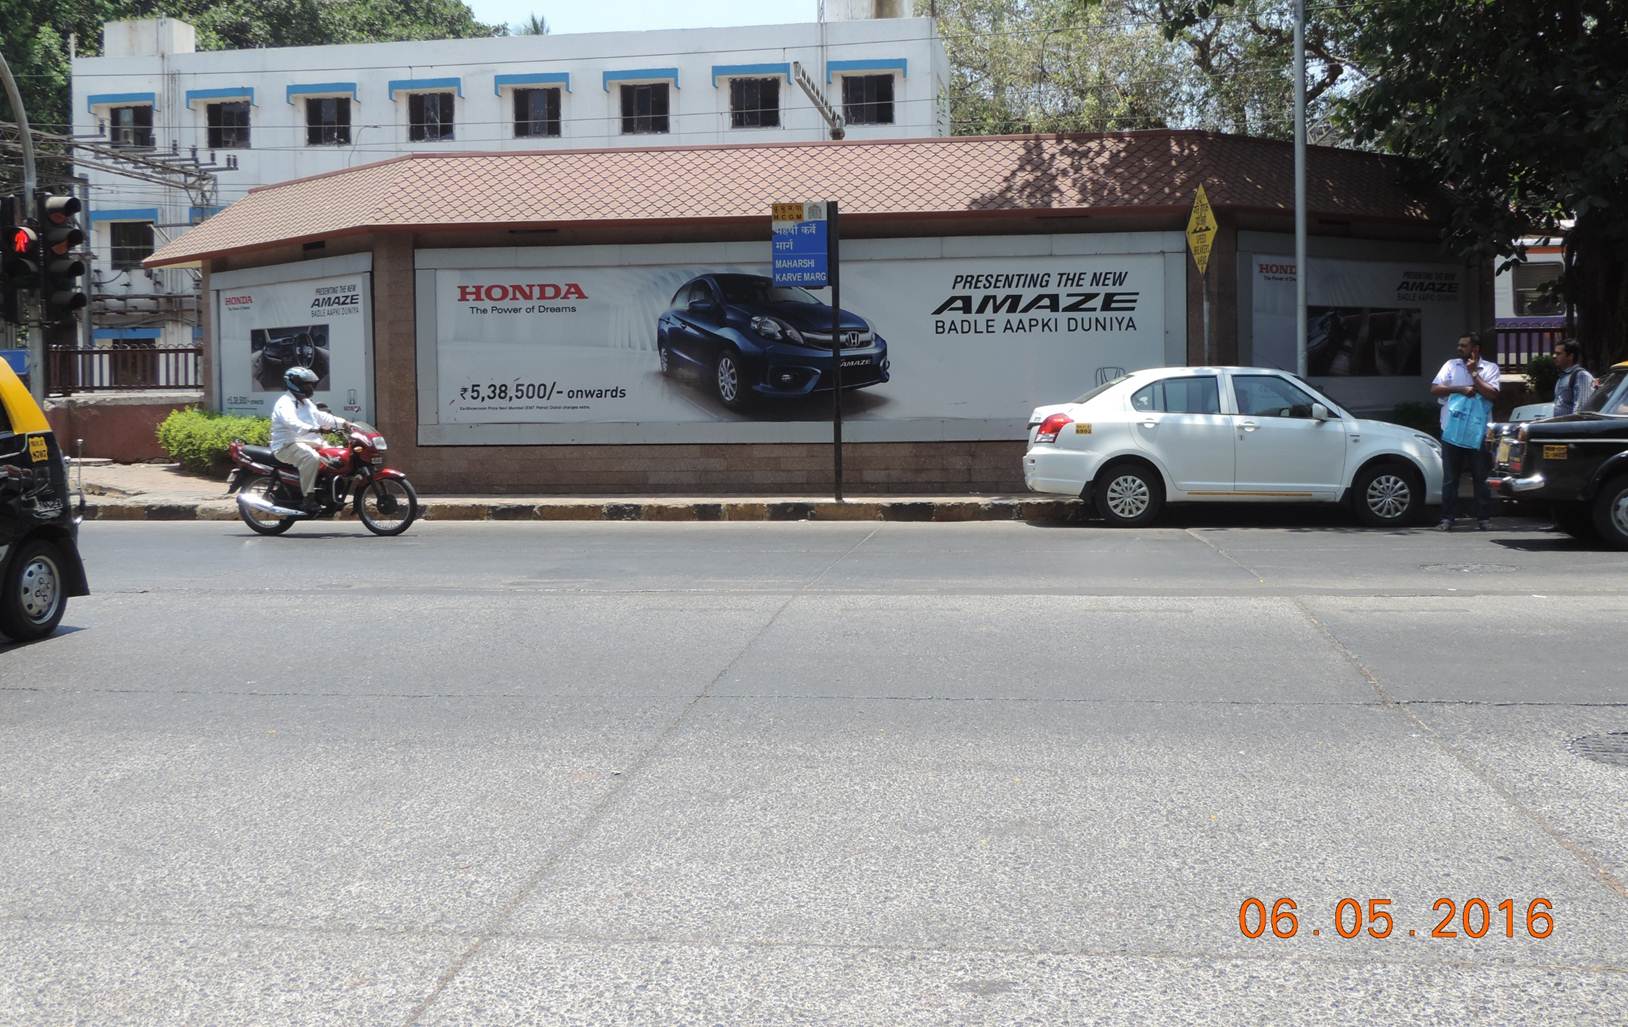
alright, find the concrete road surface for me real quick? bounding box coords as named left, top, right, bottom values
left=2, top=517, right=1625, bottom=1025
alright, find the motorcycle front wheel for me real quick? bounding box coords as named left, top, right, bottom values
left=355, top=476, right=419, bottom=536
left=239, top=473, right=296, bottom=536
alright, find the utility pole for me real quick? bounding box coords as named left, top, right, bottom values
left=1293, top=0, right=1308, bottom=378
left=0, top=51, right=44, bottom=400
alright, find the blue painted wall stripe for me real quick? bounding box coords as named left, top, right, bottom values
left=89, top=208, right=159, bottom=223
left=286, top=82, right=358, bottom=104
left=493, top=72, right=572, bottom=95
left=388, top=77, right=463, bottom=101
left=603, top=67, right=680, bottom=91
left=711, top=63, right=791, bottom=87
left=826, top=58, right=908, bottom=83
left=86, top=92, right=156, bottom=112
left=185, top=87, right=255, bottom=107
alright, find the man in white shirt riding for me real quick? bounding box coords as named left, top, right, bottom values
left=270, top=367, right=348, bottom=514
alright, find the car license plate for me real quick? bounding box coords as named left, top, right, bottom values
left=1495, top=440, right=1511, bottom=465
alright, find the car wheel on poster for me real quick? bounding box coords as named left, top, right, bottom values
left=714, top=349, right=748, bottom=410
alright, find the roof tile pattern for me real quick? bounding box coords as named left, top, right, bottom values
left=149, top=132, right=1432, bottom=267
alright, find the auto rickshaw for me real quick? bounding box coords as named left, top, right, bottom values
left=0, top=357, right=89, bottom=641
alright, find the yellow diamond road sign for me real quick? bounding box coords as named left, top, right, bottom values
left=1186, top=184, right=1216, bottom=275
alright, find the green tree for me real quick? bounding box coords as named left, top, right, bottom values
left=513, top=13, right=550, bottom=35
left=1156, top=0, right=1628, bottom=370
left=939, top=0, right=1192, bottom=136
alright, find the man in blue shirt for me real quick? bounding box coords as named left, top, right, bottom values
left=1552, top=339, right=1596, bottom=417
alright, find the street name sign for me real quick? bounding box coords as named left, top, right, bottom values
left=771, top=201, right=829, bottom=288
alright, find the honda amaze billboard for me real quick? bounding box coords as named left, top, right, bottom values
left=417, top=238, right=1181, bottom=444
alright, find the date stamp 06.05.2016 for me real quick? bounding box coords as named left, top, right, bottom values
left=1238, top=897, right=1554, bottom=941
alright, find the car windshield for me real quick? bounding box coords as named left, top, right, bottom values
left=1578, top=370, right=1628, bottom=415
left=716, top=278, right=820, bottom=306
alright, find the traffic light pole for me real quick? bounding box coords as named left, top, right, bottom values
left=0, top=51, right=45, bottom=401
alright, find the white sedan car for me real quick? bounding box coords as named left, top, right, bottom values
left=1024, top=366, right=1444, bottom=527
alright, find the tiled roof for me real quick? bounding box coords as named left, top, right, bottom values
left=147, top=132, right=1434, bottom=267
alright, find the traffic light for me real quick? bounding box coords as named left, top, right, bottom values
left=2, top=196, right=39, bottom=327
left=37, top=192, right=87, bottom=324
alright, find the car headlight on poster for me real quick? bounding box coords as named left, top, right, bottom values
left=750, top=316, right=804, bottom=344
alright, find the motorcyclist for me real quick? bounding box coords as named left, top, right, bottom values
left=271, top=367, right=348, bottom=514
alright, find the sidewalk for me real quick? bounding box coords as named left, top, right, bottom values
left=69, top=461, right=1083, bottom=523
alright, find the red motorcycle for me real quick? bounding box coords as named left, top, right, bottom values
left=226, top=421, right=419, bottom=536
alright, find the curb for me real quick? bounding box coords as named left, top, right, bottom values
left=81, top=497, right=1088, bottom=524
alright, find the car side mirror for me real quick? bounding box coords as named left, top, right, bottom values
left=1311, top=403, right=1331, bottom=421
left=689, top=298, right=717, bottom=314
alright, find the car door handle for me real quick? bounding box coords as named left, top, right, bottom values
left=1139, top=419, right=1158, bottom=428
left=1239, top=420, right=1259, bottom=432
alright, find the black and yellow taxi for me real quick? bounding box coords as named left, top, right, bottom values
left=0, top=357, right=89, bottom=641
left=1488, top=360, right=1628, bottom=547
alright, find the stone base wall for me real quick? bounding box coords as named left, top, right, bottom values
left=45, top=392, right=203, bottom=462
left=397, top=440, right=1027, bottom=495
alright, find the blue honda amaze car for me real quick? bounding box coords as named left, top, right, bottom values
left=656, top=273, right=890, bottom=410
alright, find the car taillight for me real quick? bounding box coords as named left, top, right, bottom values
left=1035, top=413, right=1073, bottom=443
left=1507, top=442, right=1525, bottom=474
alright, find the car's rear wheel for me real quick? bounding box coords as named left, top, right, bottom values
left=714, top=349, right=748, bottom=410
left=1590, top=474, right=1628, bottom=549
left=1352, top=462, right=1423, bottom=527
left=1094, top=463, right=1164, bottom=527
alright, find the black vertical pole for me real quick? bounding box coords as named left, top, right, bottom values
left=828, top=199, right=843, bottom=502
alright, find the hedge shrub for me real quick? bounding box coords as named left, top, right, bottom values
left=156, top=408, right=271, bottom=472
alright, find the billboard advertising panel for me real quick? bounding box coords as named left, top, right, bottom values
left=422, top=241, right=1175, bottom=443
left=215, top=271, right=372, bottom=420
left=1250, top=257, right=1463, bottom=377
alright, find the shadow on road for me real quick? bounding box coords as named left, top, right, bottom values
left=1027, top=503, right=1553, bottom=535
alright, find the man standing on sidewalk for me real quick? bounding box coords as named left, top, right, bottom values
left=1429, top=332, right=1500, bottom=531
left=1552, top=339, right=1596, bottom=417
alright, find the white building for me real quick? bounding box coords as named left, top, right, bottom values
left=69, top=9, right=948, bottom=351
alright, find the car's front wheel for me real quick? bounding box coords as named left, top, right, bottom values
left=1094, top=463, right=1164, bottom=527
left=1591, top=474, right=1628, bottom=549
left=1352, top=462, right=1423, bottom=527
left=714, top=348, right=749, bottom=410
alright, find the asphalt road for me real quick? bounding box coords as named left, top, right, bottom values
left=3, top=516, right=1626, bottom=1025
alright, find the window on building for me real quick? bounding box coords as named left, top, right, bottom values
left=729, top=77, right=780, bottom=129
left=841, top=74, right=895, bottom=125
left=109, top=222, right=155, bottom=271
left=408, top=92, right=456, bottom=142
left=206, top=101, right=251, bottom=149
left=1513, top=261, right=1563, bottom=316
left=513, top=88, right=561, bottom=138
left=620, top=83, right=670, bottom=135
left=108, top=105, right=154, bottom=147
left=305, top=97, right=351, bottom=145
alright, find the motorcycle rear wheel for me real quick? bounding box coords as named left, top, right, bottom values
left=239, top=473, right=296, bottom=536
left=355, top=477, right=419, bottom=536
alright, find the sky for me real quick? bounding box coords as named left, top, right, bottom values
left=469, top=0, right=820, bottom=36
